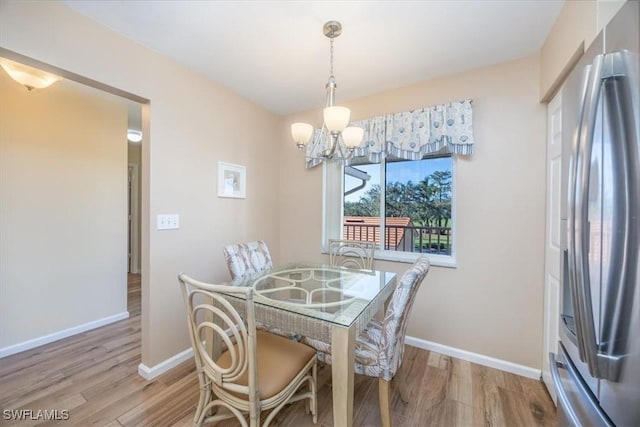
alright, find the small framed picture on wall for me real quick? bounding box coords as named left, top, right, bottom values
left=218, top=162, right=247, bottom=199
left=217, top=161, right=246, bottom=199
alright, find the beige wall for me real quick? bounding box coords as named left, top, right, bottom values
left=540, top=0, right=626, bottom=101
left=0, top=71, right=128, bottom=348
left=280, top=55, right=547, bottom=368
left=0, top=0, right=281, bottom=366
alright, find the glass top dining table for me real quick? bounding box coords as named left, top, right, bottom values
left=248, top=262, right=395, bottom=326
left=234, top=262, right=397, bottom=427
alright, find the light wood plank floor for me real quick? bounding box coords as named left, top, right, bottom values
left=0, top=274, right=557, bottom=426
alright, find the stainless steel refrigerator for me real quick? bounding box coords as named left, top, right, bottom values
left=550, top=1, right=640, bottom=426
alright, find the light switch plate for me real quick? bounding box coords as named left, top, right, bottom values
left=157, top=214, right=180, bottom=230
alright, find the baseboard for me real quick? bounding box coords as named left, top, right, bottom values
left=137, top=335, right=541, bottom=382
left=0, top=311, right=130, bottom=358
left=405, top=335, right=541, bottom=380
left=138, top=347, right=194, bottom=380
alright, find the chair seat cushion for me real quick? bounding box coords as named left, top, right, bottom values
left=217, top=330, right=315, bottom=399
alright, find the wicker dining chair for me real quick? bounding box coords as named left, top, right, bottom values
left=302, top=255, right=430, bottom=427
left=328, top=239, right=376, bottom=271
left=178, top=273, right=318, bottom=427
left=223, top=240, right=273, bottom=286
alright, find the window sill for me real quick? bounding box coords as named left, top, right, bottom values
left=321, top=249, right=456, bottom=268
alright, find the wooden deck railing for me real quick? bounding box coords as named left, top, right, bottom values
left=343, top=223, right=451, bottom=255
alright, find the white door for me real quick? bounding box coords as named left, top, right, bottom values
left=542, top=91, right=562, bottom=402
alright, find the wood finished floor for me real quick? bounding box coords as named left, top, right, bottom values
left=0, top=274, right=557, bottom=426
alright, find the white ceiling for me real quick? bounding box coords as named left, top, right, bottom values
left=63, top=0, right=564, bottom=116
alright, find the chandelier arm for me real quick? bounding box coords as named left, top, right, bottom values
left=324, top=132, right=339, bottom=158
left=336, top=136, right=353, bottom=160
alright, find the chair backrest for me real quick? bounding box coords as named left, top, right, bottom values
left=223, top=240, right=273, bottom=285
left=380, top=256, right=430, bottom=380
left=178, top=274, right=258, bottom=399
left=328, top=239, right=375, bottom=270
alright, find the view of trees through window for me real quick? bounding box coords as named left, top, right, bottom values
left=343, top=156, right=453, bottom=255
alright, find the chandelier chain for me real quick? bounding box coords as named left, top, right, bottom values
left=330, top=37, right=334, bottom=77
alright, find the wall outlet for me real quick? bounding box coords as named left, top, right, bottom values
left=157, top=214, right=180, bottom=230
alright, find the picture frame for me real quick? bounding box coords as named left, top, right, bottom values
left=217, top=161, right=246, bottom=199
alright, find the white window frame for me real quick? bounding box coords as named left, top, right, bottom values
left=322, top=156, right=457, bottom=268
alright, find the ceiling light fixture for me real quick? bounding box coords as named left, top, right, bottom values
left=291, top=21, right=363, bottom=161
left=0, top=58, right=62, bottom=91
left=127, top=130, right=143, bottom=143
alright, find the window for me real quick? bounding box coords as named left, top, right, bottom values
left=320, top=99, right=472, bottom=267
left=340, top=154, right=455, bottom=265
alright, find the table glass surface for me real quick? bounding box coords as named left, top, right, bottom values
left=242, top=262, right=396, bottom=327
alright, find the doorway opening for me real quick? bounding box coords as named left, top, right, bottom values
left=0, top=47, right=149, bottom=358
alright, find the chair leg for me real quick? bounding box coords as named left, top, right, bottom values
left=193, top=380, right=210, bottom=426
left=395, top=369, right=410, bottom=404
left=312, top=361, right=318, bottom=423
left=304, top=362, right=318, bottom=423
left=378, top=378, right=392, bottom=427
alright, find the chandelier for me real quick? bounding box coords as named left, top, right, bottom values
left=291, top=21, right=363, bottom=161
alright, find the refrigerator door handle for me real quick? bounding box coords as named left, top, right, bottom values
left=574, top=53, right=604, bottom=379
left=566, top=64, right=592, bottom=360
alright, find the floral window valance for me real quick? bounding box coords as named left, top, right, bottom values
left=306, top=99, right=474, bottom=168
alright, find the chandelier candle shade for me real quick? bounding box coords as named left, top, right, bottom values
left=291, top=21, right=363, bottom=161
